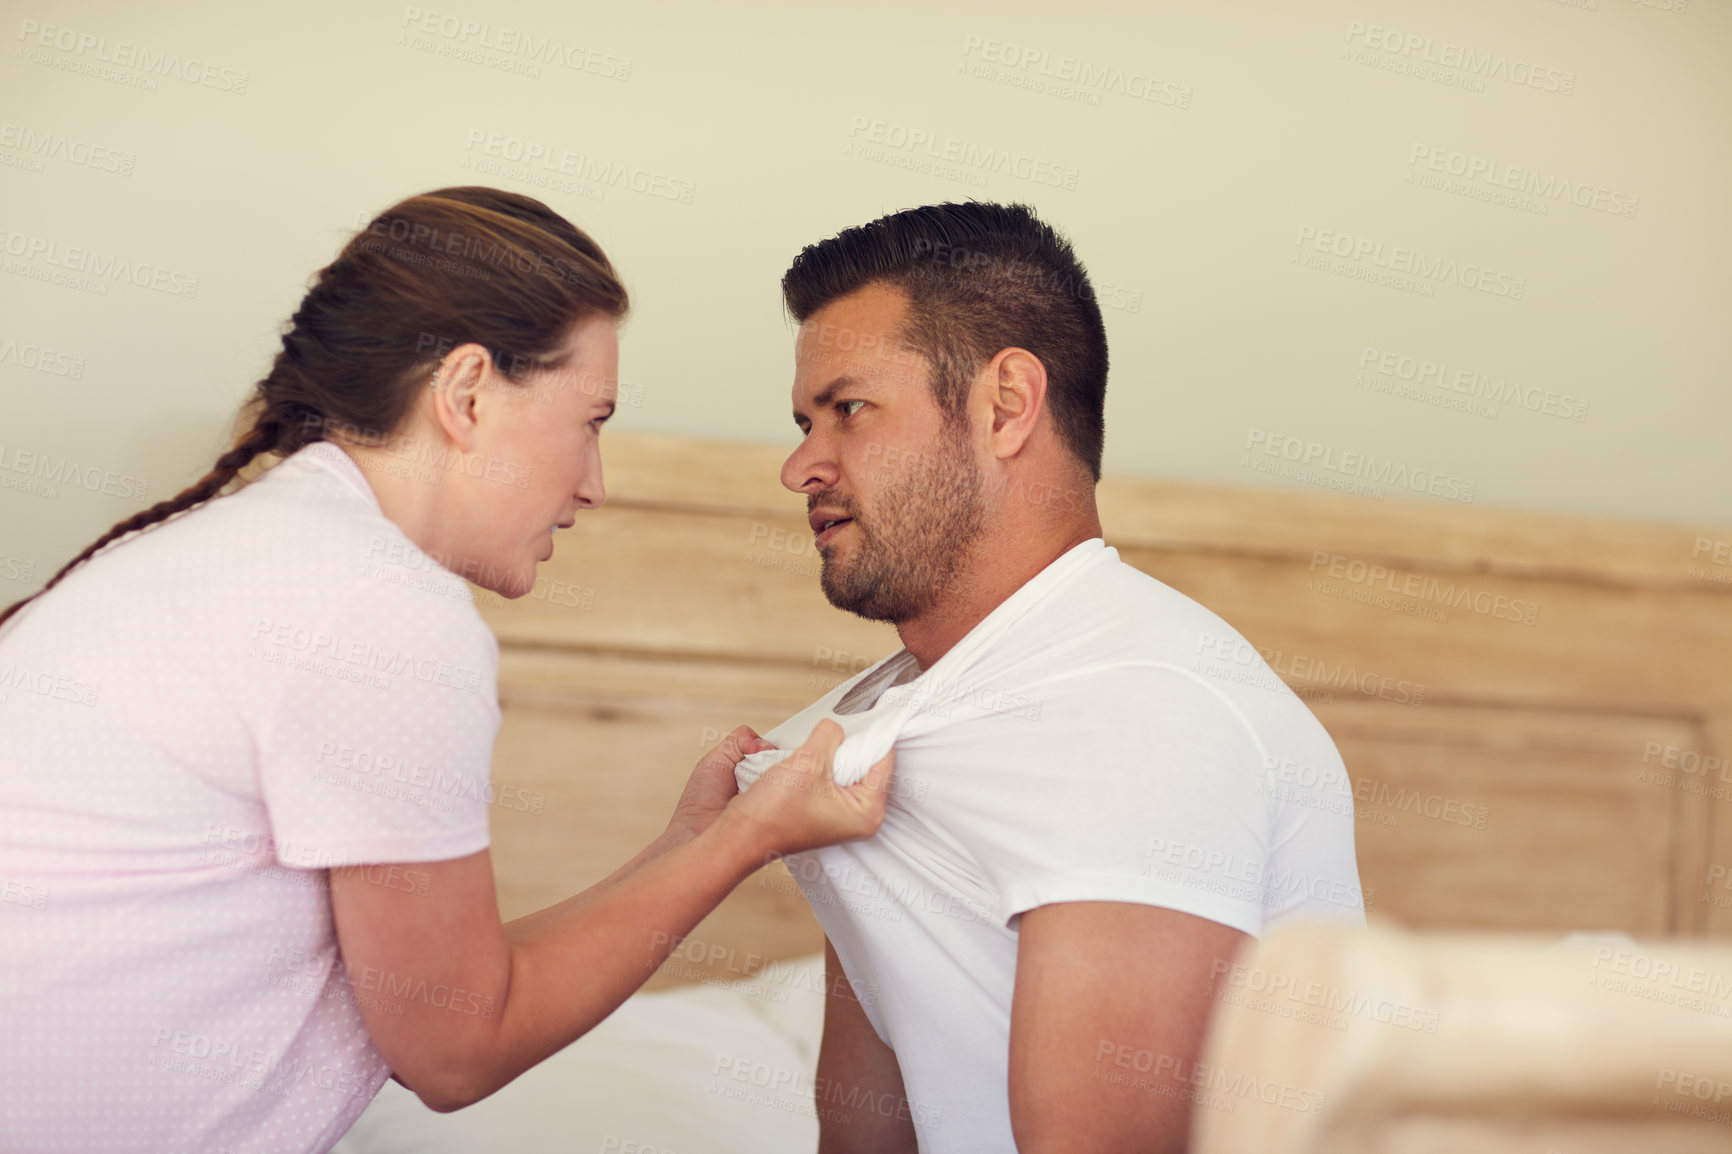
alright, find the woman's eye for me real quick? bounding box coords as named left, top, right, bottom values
left=839, top=400, right=865, bottom=418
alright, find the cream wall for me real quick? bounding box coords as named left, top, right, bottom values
left=1, top=0, right=1727, bottom=596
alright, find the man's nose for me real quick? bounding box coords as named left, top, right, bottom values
left=782, top=434, right=838, bottom=495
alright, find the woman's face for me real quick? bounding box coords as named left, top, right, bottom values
left=458, top=314, right=618, bottom=598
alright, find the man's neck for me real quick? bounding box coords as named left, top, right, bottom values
left=896, top=520, right=1103, bottom=670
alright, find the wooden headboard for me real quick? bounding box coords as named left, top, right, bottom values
left=465, top=433, right=1732, bottom=988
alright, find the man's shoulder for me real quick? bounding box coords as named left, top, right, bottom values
left=1013, top=543, right=1253, bottom=674
left=1000, top=547, right=1338, bottom=754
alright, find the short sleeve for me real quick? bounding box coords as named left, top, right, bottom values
left=256, top=576, right=500, bottom=869
left=968, top=664, right=1271, bottom=937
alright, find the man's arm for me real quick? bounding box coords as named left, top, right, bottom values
left=1008, top=902, right=1249, bottom=1154
left=816, top=936, right=919, bottom=1154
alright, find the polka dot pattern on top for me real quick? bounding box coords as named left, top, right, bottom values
left=0, top=440, right=499, bottom=1153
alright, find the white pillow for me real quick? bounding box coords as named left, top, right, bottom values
left=329, top=953, right=827, bottom=1154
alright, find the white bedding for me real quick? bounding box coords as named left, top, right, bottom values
left=329, top=952, right=827, bottom=1154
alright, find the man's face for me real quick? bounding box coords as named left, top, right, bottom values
left=781, top=282, right=986, bottom=623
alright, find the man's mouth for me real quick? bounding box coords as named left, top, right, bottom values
left=814, top=517, right=854, bottom=545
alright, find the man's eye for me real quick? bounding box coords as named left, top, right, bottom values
left=839, top=400, right=865, bottom=417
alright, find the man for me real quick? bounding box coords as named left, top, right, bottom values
left=742, top=202, right=1365, bottom=1153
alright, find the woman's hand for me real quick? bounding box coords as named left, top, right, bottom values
left=333, top=723, right=891, bottom=1114
left=664, top=725, right=776, bottom=844
left=718, top=719, right=895, bottom=860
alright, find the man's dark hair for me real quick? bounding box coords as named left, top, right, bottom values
left=781, top=201, right=1108, bottom=481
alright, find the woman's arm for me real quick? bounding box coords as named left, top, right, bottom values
left=329, top=719, right=889, bottom=1112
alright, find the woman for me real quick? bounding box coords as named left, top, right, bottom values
left=0, top=187, right=891, bottom=1154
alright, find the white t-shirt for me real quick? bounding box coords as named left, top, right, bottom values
left=0, top=440, right=499, bottom=1154
left=738, top=538, right=1364, bottom=1152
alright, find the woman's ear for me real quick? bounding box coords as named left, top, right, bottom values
left=426, top=342, right=494, bottom=452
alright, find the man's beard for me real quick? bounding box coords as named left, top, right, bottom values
left=815, top=417, right=986, bottom=624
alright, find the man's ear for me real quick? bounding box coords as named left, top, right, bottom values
left=984, top=347, right=1048, bottom=462
left=426, top=342, right=494, bottom=452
